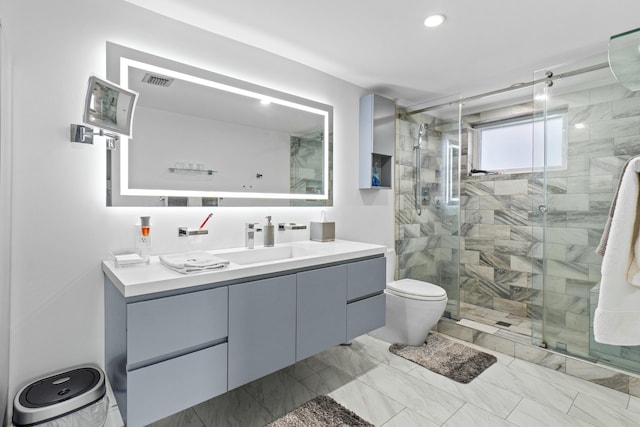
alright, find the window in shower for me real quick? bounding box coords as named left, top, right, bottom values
left=472, top=114, right=566, bottom=173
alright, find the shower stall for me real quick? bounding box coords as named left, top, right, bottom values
left=395, top=29, right=640, bottom=376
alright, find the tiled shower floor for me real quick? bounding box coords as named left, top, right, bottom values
left=105, top=333, right=640, bottom=426
left=461, top=302, right=533, bottom=337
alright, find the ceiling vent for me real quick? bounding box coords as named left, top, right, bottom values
left=142, top=73, right=174, bottom=87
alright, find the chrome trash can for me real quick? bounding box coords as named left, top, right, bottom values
left=13, top=366, right=108, bottom=427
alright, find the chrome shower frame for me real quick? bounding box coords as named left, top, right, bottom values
left=414, top=124, right=427, bottom=216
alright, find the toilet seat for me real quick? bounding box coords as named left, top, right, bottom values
left=387, top=279, right=447, bottom=301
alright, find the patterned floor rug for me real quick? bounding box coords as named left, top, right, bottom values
left=389, top=333, right=497, bottom=384
left=266, top=395, right=373, bottom=427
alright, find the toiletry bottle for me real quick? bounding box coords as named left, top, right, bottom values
left=372, top=157, right=381, bottom=187
left=264, top=216, right=275, bottom=247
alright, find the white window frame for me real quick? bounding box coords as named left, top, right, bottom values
left=469, top=112, right=567, bottom=174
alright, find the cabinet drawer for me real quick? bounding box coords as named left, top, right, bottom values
left=347, top=294, right=385, bottom=340
left=127, top=343, right=227, bottom=427
left=347, top=257, right=385, bottom=301
left=127, top=286, right=228, bottom=366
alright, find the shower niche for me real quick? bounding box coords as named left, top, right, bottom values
left=359, top=93, right=394, bottom=189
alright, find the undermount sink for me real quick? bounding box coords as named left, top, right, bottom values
left=217, top=245, right=325, bottom=265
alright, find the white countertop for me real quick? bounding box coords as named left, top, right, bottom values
left=103, top=240, right=387, bottom=298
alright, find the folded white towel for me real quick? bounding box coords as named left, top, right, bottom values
left=594, top=156, right=640, bottom=345
left=160, top=252, right=229, bottom=274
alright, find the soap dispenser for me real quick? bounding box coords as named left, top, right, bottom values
left=264, top=216, right=275, bottom=247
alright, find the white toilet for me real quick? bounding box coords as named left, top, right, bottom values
left=370, top=249, right=448, bottom=346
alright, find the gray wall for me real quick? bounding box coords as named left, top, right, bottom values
left=0, top=21, right=11, bottom=424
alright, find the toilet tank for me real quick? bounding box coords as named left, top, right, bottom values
left=385, top=248, right=395, bottom=283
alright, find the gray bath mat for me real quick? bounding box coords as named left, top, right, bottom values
left=389, top=333, right=497, bottom=383
left=266, top=395, right=373, bottom=427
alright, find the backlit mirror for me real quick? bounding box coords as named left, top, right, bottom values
left=106, top=42, right=333, bottom=207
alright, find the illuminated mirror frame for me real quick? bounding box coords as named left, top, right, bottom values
left=106, top=42, right=332, bottom=204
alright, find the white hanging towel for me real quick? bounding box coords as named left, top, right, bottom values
left=594, top=156, right=640, bottom=345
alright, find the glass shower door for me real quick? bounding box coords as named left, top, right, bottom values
left=536, top=58, right=640, bottom=370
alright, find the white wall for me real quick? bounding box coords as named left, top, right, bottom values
left=0, top=0, right=394, bottom=418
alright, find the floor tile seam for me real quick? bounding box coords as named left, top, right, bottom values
left=507, top=358, right=630, bottom=405
left=355, top=364, right=467, bottom=417
left=314, top=353, right=367, bottom=382
left=378, top=408, right=415, bottom=427
left=350, top=374, right=409, bottom=414
left=505, top=397, right=601, bottom=427
left=465, top=374, right=530, bottom=408
left=476, top=369, right=577, bottom=412
left=565, top=403, right=614, bottom=427
left=573, top=391, right=640, bottom=422
left=502, top=362, right=581, bottom=401
left=238, top=384, right=284, bottom=422
left=347, top=376, right=410, bottom=426
left=439, top=400, right=468, bottom=426
left=502, top=394, right=525, bottom=424
left=189, top=406, right=209, bottom=427
left=280, top=367, right=320, bottom=407
left=402, top=367, right=527, bottom=419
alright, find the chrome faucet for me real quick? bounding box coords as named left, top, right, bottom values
left=245, top=223, right=262, bottom=249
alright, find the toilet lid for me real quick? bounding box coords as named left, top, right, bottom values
left=387, top=279, right=447, bottom=300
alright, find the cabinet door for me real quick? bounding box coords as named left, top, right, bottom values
left=296, top=265, right=347, bottom=361
left=228, top=275, right=296, bottom=390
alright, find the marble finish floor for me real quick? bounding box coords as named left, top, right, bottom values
left=105, top=334, right=640, bottom=427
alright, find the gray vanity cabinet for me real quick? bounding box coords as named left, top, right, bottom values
left=296, top=265, right=348, bottom=361
left=105, top=253, right=386, bottom=427
left=228, top=274, right=297, bottom=390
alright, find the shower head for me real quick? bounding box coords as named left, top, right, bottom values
left=415, top=123, right=427, bottom=149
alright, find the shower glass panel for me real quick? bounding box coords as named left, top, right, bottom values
left=395, top=106, right=461, bottom=320
left=536, top=58, right=640, bottom=372
left=457, top=91, right=539, bottom=338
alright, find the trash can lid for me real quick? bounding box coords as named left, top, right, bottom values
left=19, top=367, right=101, bottom=408
left=13, top=366, right=105, bottom=426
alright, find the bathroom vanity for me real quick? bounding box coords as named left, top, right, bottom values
left=103, top=240, right=386, bottom=427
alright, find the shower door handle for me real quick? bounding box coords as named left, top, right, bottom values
left=538, top=205, right=548, bottom=213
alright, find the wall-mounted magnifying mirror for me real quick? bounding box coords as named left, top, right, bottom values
left=85, top=75, right=137, bottom=136
left=106, top=42, right=333, bottom=207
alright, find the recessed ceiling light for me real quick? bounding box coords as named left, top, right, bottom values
left=424, top=14, right=446, bottom=28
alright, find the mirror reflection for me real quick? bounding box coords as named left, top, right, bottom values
left=106, top=43, right=333, bottom=207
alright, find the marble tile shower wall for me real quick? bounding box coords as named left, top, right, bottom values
left=395, top=116, right=460, bottom=317
left=458, top=83, right=640, bottom=358
left=395, top=82, right=640, bottom=363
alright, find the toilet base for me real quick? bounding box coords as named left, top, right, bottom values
left=370, top=291, right=447, bottom=346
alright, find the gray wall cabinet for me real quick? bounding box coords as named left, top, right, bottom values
left=105, top=255, right=385, bottom=426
